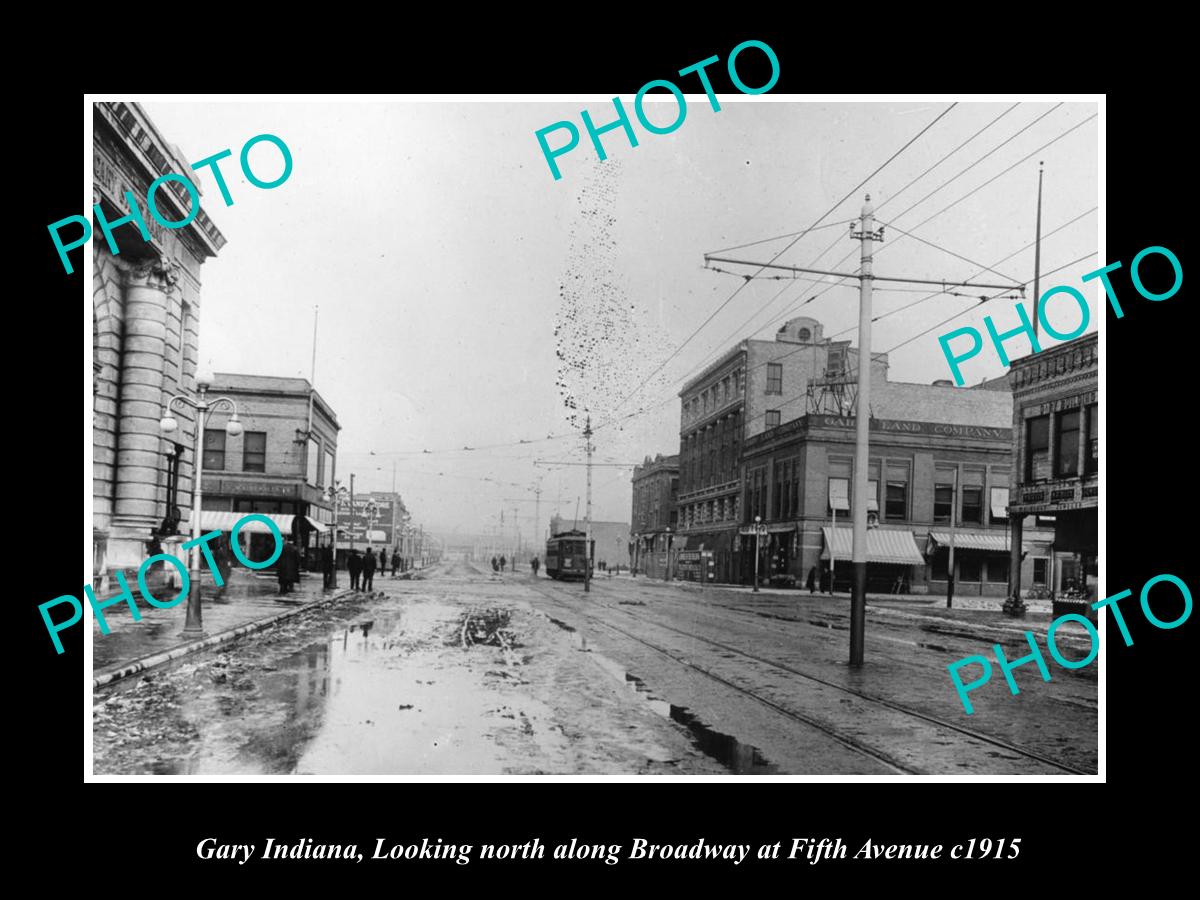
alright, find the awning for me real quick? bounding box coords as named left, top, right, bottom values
left=927, top=531, right=1010, bottom=553
left=199, top=511, right=295, bottom=534
left=303, top=516, right=328, bottom=534
left=991, top=487, right=1010, bottom=519
left=821, top=527, right=925, bottom=564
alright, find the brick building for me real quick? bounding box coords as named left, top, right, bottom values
left=676, top=316, right=888, bottom=584
left=92, top=102, right=227, bottom=583
left=630, top=453, right=679, bottom=579
left=198, top=374, right=339, bottom=568
left=1005, top=332, right=1098, bottom=615
left=740, top=377, right=1054, bottom=596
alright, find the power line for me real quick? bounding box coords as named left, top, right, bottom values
left=685, top=111, right=1099, bottom=395
left=680, top=104, right=1043, bottom=387
left=880, top=251, right=1099, bottom=355
left=605, top=102, right=960, bottom=424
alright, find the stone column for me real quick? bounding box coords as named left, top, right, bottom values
left=108, top=256, right=178, bottom=570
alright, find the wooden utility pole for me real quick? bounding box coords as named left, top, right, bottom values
left=585, top=415, right=593, bottom=593
left=708, top=196, right=1020, bottom=668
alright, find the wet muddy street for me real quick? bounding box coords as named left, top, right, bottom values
left=92, top=561, right=728, bottom=775
left=93, top=559, right=1096, bottom=776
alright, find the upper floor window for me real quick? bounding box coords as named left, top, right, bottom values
left=961, top=486, right=984, bottom=524
left=307, top=437, right=320, bottom=486
left=765, top=410, right=781, bottom=429
left=766, top=363, right=783, bottom=394
left=990, top=486, right=1010, bottom=524
left=1056, top=409, right=1081, bottom=477
left=243, top=431, right=266, bottom=473
left=934, top=467, right=956, bottom=523
left=1025, top=415, right=1050, bottom=481
left=797, top=327, right=811, bottom=341
left=203, top=429, right=226, bottom=470
left=1085, top=403, right=1098, bottom=475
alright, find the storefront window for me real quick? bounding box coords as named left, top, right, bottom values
left=959, top=557, right=982, bottom=582
left=987, top=557, right=1010, bottom=583
left=1033, top=558, right=1048, bottom=585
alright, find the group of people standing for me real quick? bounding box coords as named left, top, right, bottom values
left=319, top=546, right=409, bottom=592
left=490, top=555, right=542, bottom=575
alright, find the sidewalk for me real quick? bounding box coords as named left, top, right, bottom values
left=91, top=568, right=387, bottom=677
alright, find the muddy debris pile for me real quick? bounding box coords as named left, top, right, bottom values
left=456, top=608, right=520, bottom=651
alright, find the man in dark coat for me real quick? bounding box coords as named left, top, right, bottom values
left=347, top=549, right=363, bottom=590
left=362, top=546, right=377, bottom=592
left=806, top=566, right=817, bottom=595
left=491, top=556, right=499, bottom=573
left=380, top=548, right=389, bottom=576
left=531, top=556, right=539, bottom=576
left=321, top=544, right=334, bottom=589
left=500, top=555, right=507, bottom=573
left=278, top=540, right=301, bottom=595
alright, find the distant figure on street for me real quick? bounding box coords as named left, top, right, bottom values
left=500, top=555, right=507, bottom=572
left=362, top=546, right=377, bottom=591
left=321, top=544, right=334, bottom=589
left=347, top=549, right=363, bottom=590
left=278, top=540, right=301, bottom=595
left=806, top=566, right=817, bottom=595
left=491, top=556, right=499, bottom=573
left=531, top=556, right=540, bottom=576
left=380, top=547, right=389, bottom=576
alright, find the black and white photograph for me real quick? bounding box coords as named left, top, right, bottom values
left=83, top=95, right=1101, bottom=778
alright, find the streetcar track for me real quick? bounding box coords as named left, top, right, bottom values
left=523, top=573, right=1090, bottom=775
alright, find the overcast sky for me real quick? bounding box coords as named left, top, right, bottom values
left=140, top=98, right=1099, bottom=540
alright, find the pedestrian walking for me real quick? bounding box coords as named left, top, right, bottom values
left=362, top=546, right=377, bottom=591
left=278, top=539, right=301, bottom=595
left=806, top=565, right=817, bottom=595
left=321, top=543, right=334, bottom=589
left=531, top=556, right=540, bottom=576
left=491, top=555, right=499, bottom=573
left=380, top=547, right=389, bottom=576
left=500, top=555, right=507, bottom=573
left=347, top=549, right=363, bottom=590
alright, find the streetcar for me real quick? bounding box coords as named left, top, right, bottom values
left=544, top=530, right=592, bottom=581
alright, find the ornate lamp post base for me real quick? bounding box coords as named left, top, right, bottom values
left=1001, top=594, right=1028, bottom=617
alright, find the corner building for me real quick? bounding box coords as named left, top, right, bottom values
left=740, top=381, right=1052, bottom=596
left=1006, top=332, right=1098, bottom=614
left=92, top=102, right=226, bottom=583
left=676, top=316, right=887, bottom=584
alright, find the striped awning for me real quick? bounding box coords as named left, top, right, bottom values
left=821, top=527, right=925, bottom=564
left=927, top=531, right=1010, bottom=553
left=303, top=516, right=328, bottom=534
left=199, top=511, right=295, bottom=534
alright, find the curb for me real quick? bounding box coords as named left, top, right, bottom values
left=92, top=587, right=366, bottom=691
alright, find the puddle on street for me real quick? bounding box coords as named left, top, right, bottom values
left=585, top=644, right=778, bottom=775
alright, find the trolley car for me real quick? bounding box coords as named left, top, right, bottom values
left=544, top=530, right=592, bottom=581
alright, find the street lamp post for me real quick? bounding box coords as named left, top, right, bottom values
left=753, top=515, right=764, bottom=593
left=160, top=372, right=243, bottom=638
left=323, top=480, right=348, bottom=588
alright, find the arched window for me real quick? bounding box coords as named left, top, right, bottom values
left=797, top=327, right=812, bottom=341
